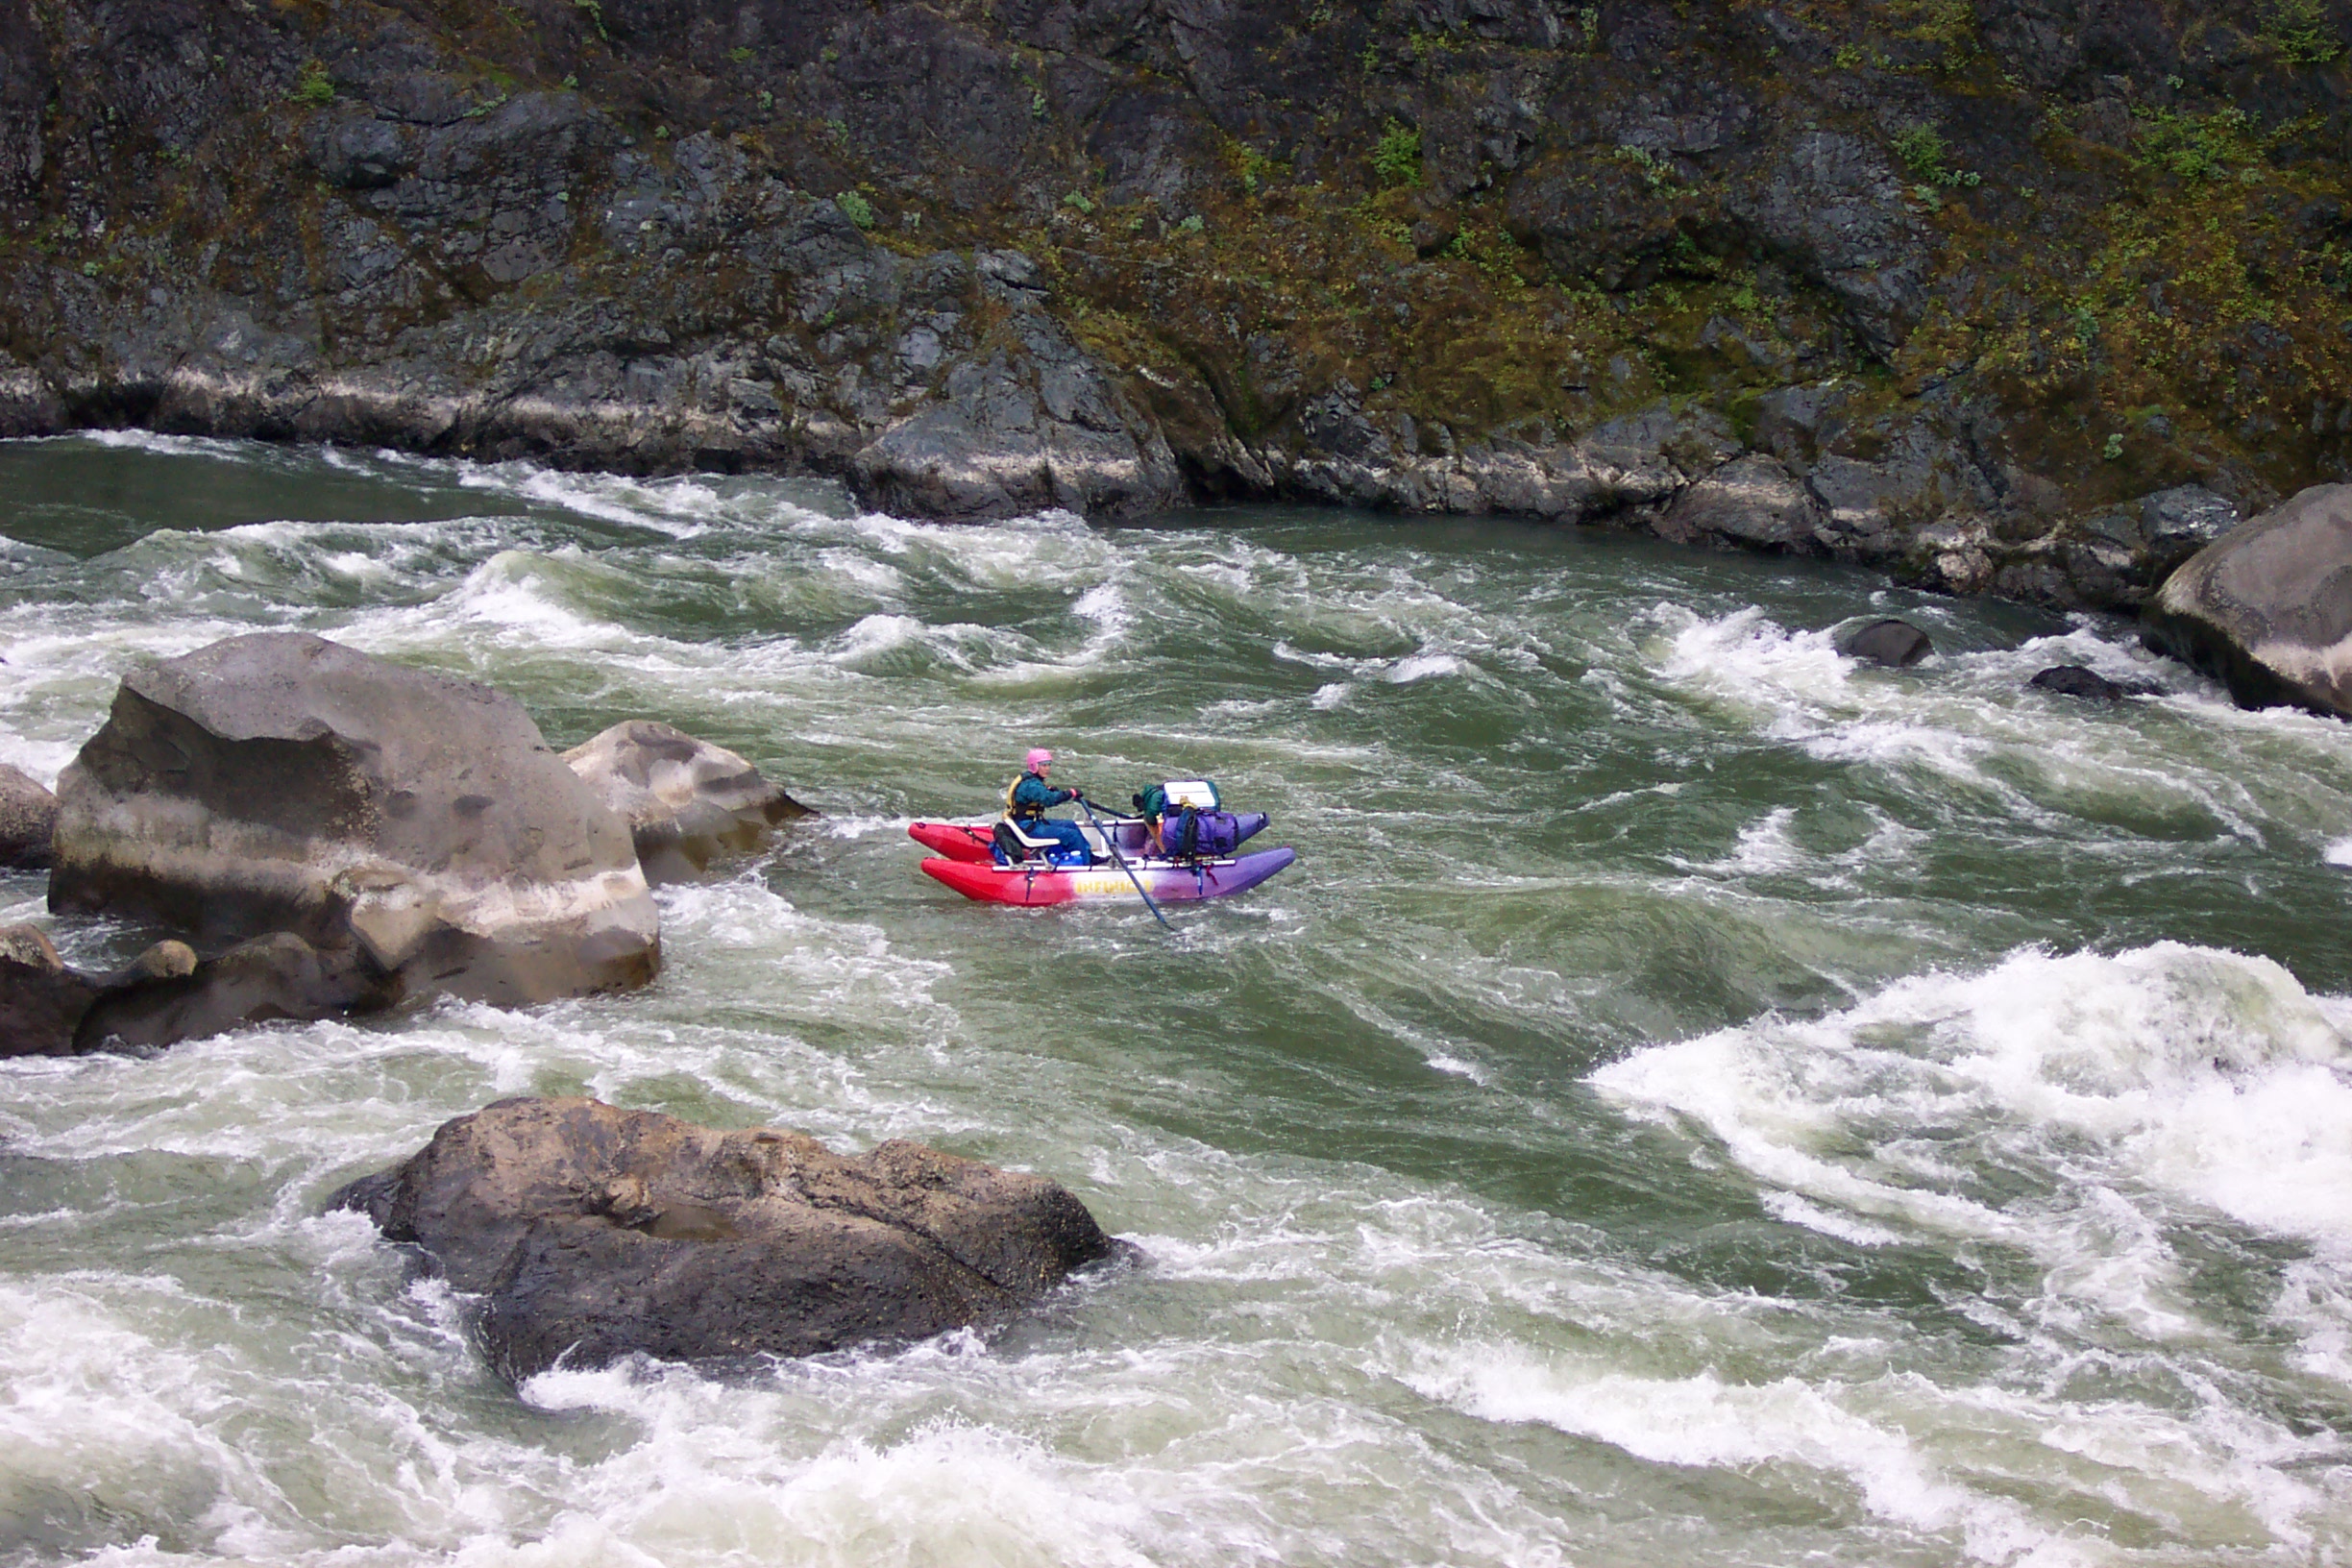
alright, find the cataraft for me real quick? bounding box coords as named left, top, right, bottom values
left=910, top=779, right=1296, bottom=907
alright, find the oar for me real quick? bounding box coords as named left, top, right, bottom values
left=1074, top=793, right=1172, bottom=931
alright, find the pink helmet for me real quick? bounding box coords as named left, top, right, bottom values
left=1024, top=747, right=1054, bottom=772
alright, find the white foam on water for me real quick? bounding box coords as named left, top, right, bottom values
left=498, top=1368, right=1162, bottom=1568
left=1070, top=579, right=1129, bottom=635
left=1594, top=943, right=2352, bottom=1348
left=824, top=507, right=1114, bottom=592
left=1406, top=1350, right=2064, bottom=1561
left=1759, top=1190, right=1908, bottom=1247
left=1644, top=604, right=2326, bottom=846
left=62, top=429, right=260, bottom=462
left=464, top=468, right=728, bottom=536
left=1310, top=681, right=1351, bottom=709
left=2325, top=837, right=2352, bottom=868
left=1382, top=650, right=1472, bottom=684
left=1404, top=1337, right=2344, bottom=1563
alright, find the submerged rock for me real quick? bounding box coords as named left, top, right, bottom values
left=563, top=721, right=812, bottom=885
left=331, top=1096, right=1117, bottom=1380
left=2140, top=483, right=2352, bottom=718
left=1838, top=618, right=1933, bottom=668
left=2028, top=665, right=2156, bottom=702
left=0, top=763, right=55, bottom=870
left=50, top=632, right=659, bottom=1008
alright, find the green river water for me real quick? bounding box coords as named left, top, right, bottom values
left=1, top=431, right=2348, bottom=1567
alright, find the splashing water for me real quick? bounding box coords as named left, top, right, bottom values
left=2, top=434, right=2350, bottom=1567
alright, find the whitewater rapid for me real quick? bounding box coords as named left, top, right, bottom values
left=0, top=432, right=2347, bottom=1566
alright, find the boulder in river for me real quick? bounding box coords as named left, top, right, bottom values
left=2140, top=483, right=2352, bottom=718
left=0, top=924, right=97, bottom=1056
left=563, top=721, right=812, bottom=885
left=0, top=927, right=213, bottom=1056
left=2028, top=666, right=2157, bottom=702
left=0, top=763, right=55, bottom=870
left=76, top=931, right=389, bottom=1051
left=331, top=1096, right=1117, bottom=1380
left=1838, top=617, right=1933, bottom=668
left=49, top=632, right=660, bottom=1008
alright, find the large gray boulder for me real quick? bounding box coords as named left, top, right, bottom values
left=331, top=1096, right=1118, bottom=1380
left=562, top=721, right=811, bottom=885
left=2141, top=484, right=2352, bottom=718
left=0, top=763, right=55, bottom=869
left=49, top=633, right=659, bottom=1006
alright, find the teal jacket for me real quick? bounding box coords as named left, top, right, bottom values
left=1007, top=773, right=1077, bottom=819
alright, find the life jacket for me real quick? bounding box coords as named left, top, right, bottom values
left=1004, top=773, right=1041, bottom=820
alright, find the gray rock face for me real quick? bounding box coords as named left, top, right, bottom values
left=1728, top=132, right=1930, bottom=355
left=0, top=762, right=54, bottom=869
left=2141, top=484, right=2352, bottom=718
left=7, top=0, right=2344, bottom=616
left=563, top=721, right=812, bottom=885
left=2140, top=485, right=2241, bottom=579
left=1840, top=618, right=1933, bottom=668
left=331, top=1096, right=1117, bottom=1380
left=1658, top=454, right=1825, bottom=551
left=50, top=632, right=659, bottom=1007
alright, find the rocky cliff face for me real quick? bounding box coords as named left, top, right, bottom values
left=3, top=0, right=2349, bottom=606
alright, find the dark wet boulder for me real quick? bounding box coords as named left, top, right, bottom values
left=562, top=721, right=812, bottom=885
left=0, top=763, right=55, bottom=869
left=0, top=927, right=208, bottom=1055
left=76, top=931, right=388, bottom=1051
left=1839, top=618, right=1933, bottom=668
left=2140, top=484, right=2352, bottom=718
left=2, top=919, right=396, bottom=1055
left=2028, top=665, right=2158, bottom=701
left=49, top=632, right=659, bottom=1007
left=0, top=924, right=96, bottom=1056
left=331, top=1096, right=1117, bottom=1380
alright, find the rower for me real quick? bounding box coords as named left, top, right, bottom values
left=1003, top=748, right=1091, bottom=861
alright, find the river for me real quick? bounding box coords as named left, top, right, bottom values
left=2, top=431, right=2348, bottom=1566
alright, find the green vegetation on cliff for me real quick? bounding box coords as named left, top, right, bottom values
left=0, top=0, right=2346, bottom=605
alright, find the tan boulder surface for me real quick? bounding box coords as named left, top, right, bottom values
left=563, top=720, right=811, bottom=885
left=49, top=632, right=659, bottom=1007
